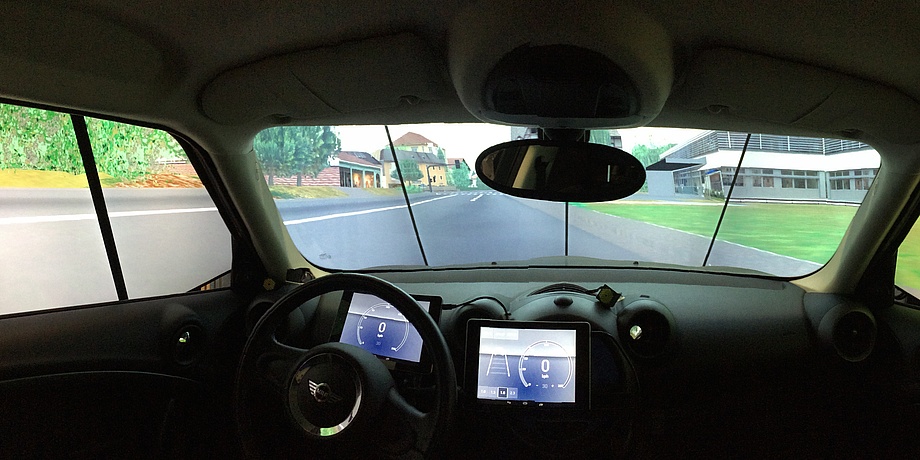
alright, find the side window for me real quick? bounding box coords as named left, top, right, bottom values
left=0, top=103, right=231, bottom=315
left=897, top=220, right=920, bottom=298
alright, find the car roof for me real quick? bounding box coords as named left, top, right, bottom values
left=1, top=1, right=919, bottom=153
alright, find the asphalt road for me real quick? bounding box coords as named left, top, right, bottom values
left=1, top=187, right=818, bottom=315
left=1, top=188, right=230, bottom=314
left=280, top=191, right=643, bottom=269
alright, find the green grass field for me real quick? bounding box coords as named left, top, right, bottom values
left=580, top=201, right=920, bottom=289
left=896, top=225, right=920, bottom=290
left=579, top=202, right=857, bottom=263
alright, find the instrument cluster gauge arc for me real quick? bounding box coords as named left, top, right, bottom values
left=517, top=340, right=574, bottom=390
left=335, top=292, right=442, bottom=368
left=355, top=302, right=410, bottom=354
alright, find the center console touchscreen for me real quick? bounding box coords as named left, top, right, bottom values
left=465, top=319, right=590, bottom=409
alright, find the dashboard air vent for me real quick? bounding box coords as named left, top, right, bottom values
left=618, top=300, right=675, bottom=358
left=818, top=304, right=876, bottom=362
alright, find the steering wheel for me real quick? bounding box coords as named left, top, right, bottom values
left=235, top=273, right=457, bottom=459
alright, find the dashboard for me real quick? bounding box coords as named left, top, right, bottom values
left=263, top=266, right=920, bottom=457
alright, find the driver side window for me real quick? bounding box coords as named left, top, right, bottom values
left=0, top=102, right=231, bottom=315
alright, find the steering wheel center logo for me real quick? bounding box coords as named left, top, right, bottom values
left=308, top=380, right=343, bottom=403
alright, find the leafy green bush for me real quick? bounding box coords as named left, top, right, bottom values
left=0, top=105, right=82, bottom=174
left=0, top=103, right=186, bottom=181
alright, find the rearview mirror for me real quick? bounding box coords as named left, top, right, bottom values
left=475, top=140, right=646, bottom=202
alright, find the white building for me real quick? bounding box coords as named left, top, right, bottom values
left=646, top=131, right=880, bottom=202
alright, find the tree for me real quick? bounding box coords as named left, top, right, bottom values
left=253, top=126, right=340, bottom=186
left=0, top=103, right=183, bottom=181
left=253, top=127, right=294, bottom=186
left=0, top=104, right=82, bottom=174
left=391, top=158, right=423, bottom=184
left=291, top=126, right=340, bottom=186
left=631, top=143, right=676, bottom=168
left=447, top=162, right=471, bottom=188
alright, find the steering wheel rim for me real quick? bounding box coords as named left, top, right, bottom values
left=234, top=273, right=456, bottom=459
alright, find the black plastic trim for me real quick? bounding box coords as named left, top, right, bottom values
left=71, top=115, right=129, bottom=300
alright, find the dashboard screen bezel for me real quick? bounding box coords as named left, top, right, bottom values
left=464, top=319, right=591, bottom=410
left=331, top=291, right=442, bottom=372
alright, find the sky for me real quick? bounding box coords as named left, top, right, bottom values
left=337, top=124, right=705, bottom=166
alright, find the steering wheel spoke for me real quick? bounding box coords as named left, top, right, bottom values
left=383, top=387, right=436, bottom=454
left=253, top=335, right=309, bottom=394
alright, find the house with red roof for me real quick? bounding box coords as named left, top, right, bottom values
left=373, top=132, right=449, bottom=188
left=294, top=150, right=382, bottom=188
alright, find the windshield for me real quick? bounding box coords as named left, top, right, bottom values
left=255, top=124, right=879, bottom=277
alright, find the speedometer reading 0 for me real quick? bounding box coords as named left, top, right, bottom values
left=517, top=340, right=574, bottom=390
left=355, top=303, right=409, bottom=355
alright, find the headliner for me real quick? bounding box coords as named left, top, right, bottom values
left=0, top=0, right=918, bottom=153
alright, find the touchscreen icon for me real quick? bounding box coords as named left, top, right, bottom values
left=486, top=352, right=510, bottom=377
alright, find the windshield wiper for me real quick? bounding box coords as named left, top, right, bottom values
left=385, top=125, right=429, bottom=266
left=702, top=133, right=751, bottom=266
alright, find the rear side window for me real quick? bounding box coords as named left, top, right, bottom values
left=897, top=219, right=920, bottom=298
left=0, top=103, right=230, bottom=315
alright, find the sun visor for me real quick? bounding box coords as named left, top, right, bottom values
left=200, top=33, right=452, bottom=125
left=0, top=3, right=173, bottom=110
left=672, top=48, right=920, bottom=145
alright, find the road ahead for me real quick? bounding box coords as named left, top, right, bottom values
left=279, top=191, right=643, bottom=268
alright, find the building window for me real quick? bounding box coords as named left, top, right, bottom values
left=721, top=174, right=744, bottom=186
left=788, top=178, right=819, bottom=189
left=776, top=169, right=819, bottom=189
left=831, top=179, right=851, bottom=190
left=829, top=169, right=876, bottom=192
left=750, top=175, right=775, bottom=188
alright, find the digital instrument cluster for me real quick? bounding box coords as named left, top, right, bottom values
left=335, top=292, right=441, bottom=369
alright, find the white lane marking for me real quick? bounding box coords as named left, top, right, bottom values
left=0, top=207, right=218, bottom=226
left=283, top=194, right=457, bottom=225
left=470, top=194, right=484, bottom=202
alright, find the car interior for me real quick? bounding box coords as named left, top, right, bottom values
left=4, top=1, right=920, bottom=458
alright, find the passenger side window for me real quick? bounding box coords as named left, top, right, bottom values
left=897, top=220, right=920, bottom=298
left=0, top=103, right=231, bottom=315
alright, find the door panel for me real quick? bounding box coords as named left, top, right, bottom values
left=0, top=289, right=247, bottom=459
